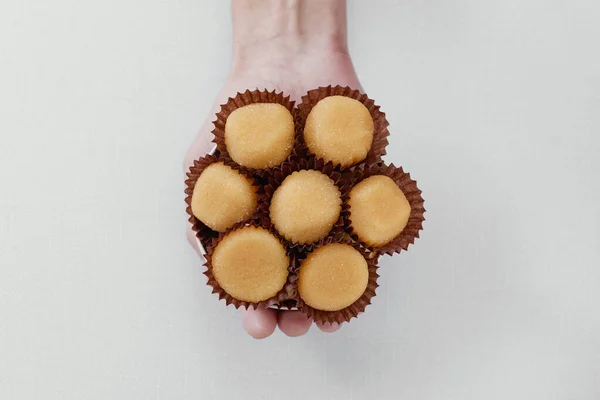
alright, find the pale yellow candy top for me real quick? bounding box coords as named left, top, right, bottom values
left=212, top=226, right=289, bottom=303
left=191, top=162, right=257, bottom=232
left=225, top=103, right=295, bottom=169
left=269, top=170, right=341, bottom=244
left=298, top=243, right=369, bottom=311
left=349, top=175, right=411, bottom=246
left=304, top=96, right=374, bottom=167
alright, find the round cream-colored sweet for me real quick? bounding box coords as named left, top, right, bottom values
left=211, top=226, right=289, bottom=303
left=348, top=175, right=411, bottom=246
left=225, top=103, right=295, bottom=169
left=304, top=96, right=374, bottom=167
left=269, top=170, right=341, bottom=244
left=191, top=162, right=258, bottom=232
left=298, top=243, right=369, bottom=311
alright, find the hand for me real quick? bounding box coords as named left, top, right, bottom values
left=184, top=0, right=359, bottom=338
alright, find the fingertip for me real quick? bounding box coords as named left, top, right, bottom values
left=242, top=308, right=277, bottom=339
left=277, top=311, right=312, bottom=337
left=316, top=321, right=342, bottom=333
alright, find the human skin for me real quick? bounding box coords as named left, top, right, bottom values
left=184, top=0, right=362, bottom=339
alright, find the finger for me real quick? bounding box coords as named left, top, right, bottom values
left=183, top=134, right=214, bottom=174
left=186, top=227, right=204, bottom=258
left=315, top=321, right=342, bottom=333
left=183, top=121, right=217, bottom=175
left=277, top=311, right=312, bottom=337
left=242, top=308, right=277, bottom=339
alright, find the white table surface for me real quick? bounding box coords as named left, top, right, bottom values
left=1, top=1, right=599, bottom=399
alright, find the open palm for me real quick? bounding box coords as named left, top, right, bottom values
left=184, top=45, right=362, bottom=338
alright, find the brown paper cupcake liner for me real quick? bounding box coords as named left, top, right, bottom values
left=256, top=155, right=352, bottom=253
left=184, top=154, right=262, bottom=253
left=347, top=163, right=426, bottom=256
left=291, top=112, right=311, bottom=159
left=293, top=237, right=380, bottom=324
left=296, top=86, right=390, bottom=169
left=211, top=89, right=299, bottom=170
left=203, top=220, right=298, bottom=310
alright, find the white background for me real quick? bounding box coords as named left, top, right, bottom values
left=1, top=1, right=599, bottom=399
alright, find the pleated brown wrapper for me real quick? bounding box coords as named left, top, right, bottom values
left=212, top=89, right=298, bottom=170
left=348, top=163, right=426, bottom=256
left=202, top=220, right=298, bottom=310
left=184, top=154, right=262, bottom=253
left=293, top=237, right=380, bottom=324
left=296, top=86, right=390, bottom=169
left=257, top=155, right=352, bottom=253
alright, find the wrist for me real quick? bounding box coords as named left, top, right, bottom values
left=231, top=0, right=348, bottom=69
